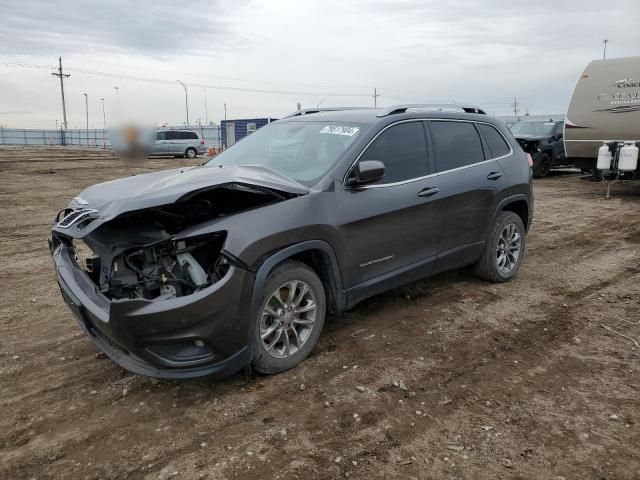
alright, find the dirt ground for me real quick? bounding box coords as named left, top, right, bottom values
left=1, top=146, right=639, bottom=480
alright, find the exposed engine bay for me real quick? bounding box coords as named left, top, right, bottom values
left=55, top=183, right=295, bottom=301
left=515, top=138, right=541, bottom=156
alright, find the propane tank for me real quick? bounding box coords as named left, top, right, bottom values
left=597, top=143, right=612, bottom=170
left=618, top=143, right=639, bottom=172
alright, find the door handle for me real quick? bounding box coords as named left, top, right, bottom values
left=487, top=172, right=503, bottom=180
left=417, top=187, right=440, bottom=197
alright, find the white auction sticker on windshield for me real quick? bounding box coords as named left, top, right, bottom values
left=319, top=126, right=360, bottom=136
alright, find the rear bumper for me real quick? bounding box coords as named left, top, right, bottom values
left=52, top=243, right=254, bottom=379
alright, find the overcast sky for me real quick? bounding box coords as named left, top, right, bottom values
left=1, top=0, right=639, bottom=128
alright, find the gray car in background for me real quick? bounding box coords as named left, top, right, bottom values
left=152, top=129, right=206, bottom=158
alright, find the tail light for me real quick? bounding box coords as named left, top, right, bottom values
left=200, top=139, right=205, bottom=145
left=526, top=153, right=533, bottom=167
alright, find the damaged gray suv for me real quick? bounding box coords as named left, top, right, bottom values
left=51, top=104, right=533, bottom=379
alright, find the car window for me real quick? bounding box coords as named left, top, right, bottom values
left=359, top=121, right=429, bottom=184
left=156, top=131, right=166, bottom=141
left=431, top=121, right=485, bottom=172
left=478, top=123, right=511, bottom=159
left=185, top=131, right=198, bottom=139
left=165, top=131, right=178, bottom=140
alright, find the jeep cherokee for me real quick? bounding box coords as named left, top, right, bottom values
left=50, top=104, right=533, bottom=379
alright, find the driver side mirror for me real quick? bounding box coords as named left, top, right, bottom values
left=346, top=160, right=385, bottom=186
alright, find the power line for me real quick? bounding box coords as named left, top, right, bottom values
left=0, top=60, right=372, bottom=98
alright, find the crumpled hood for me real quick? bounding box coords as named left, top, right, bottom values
left=63, top=165, right=309, bottom=231
left=513, top=134, right=547, bottom=142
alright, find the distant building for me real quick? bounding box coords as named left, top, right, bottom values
left=221, top=118, right=277, bottom=149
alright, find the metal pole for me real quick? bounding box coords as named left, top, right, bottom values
left=51, top=57, right=70, bottom=129
left=177, top=80, right=189, bottom=126
left=603, top=39, right=608, bottom=60
left=101, top=98, right=106, bottom=129
left=373, top=88, right=379, bottom=108
left=204, top=88, right=208, bottom=125
left=224, top=102, right=227, bottom=120
left=83, top=92, right=88, bottom=131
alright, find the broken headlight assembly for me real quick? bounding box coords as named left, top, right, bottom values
left=106, top=232, right=230, bottom=301
left=72, top=239, right=99, bottom=274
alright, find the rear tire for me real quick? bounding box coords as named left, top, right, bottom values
left=532, top=153, right=551, bottom=178
left=474, top=211, right=526, bottom=283
left=252, top=261, right=326, bottom=374
left=185, top=147, right=197, bottom=159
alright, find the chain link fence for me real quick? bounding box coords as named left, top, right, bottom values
left=0, top=125, right=221, bottom=149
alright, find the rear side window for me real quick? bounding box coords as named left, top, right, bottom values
left=478, top=123, right=511, bottom=158
left=185, top=131, right=199, bottom=139
left=431, top=121, right=484, bottom=172
left=360, top=121, right=428, bottom=184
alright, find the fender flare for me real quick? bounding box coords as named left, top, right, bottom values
left=492, top=194, right=532, bottom=231
left=246, top=240, right=345, bottom=357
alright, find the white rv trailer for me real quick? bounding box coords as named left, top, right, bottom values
left=565, top=56, right=640, bottom=176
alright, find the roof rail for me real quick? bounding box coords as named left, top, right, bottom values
left=283, top=107, right=371, bottom=118
left=376, top=103, right=486, bottom=117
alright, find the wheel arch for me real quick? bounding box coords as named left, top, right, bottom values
left=497, top=195, right=531, bottom=232
left=250, top=241, right=345, bottom=322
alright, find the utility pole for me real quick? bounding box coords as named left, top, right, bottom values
left=603, top=39, right=608, bottom=60
left=101, top=98, right=106, bottom=129
left=372, top=88, right=380, bottom=108
left=83, top=93, right=88, bottom=131
left=512, top=97, right=519, bottom=119
left=204, top=87, right=208, bottom=125
left=177, top=80, right=189, bottom=126
left=224, top=102, right=227, bottom=120
left=51, top=57, right=70, bottom=129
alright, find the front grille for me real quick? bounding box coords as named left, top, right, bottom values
left=57, top=208, right=97, bottom=229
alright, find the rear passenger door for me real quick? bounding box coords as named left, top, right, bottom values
left=164, top=131, right=180, bottom=154
left=428, top=120, right=509, bottom=272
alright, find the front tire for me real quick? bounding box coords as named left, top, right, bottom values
left=252, top=261, right=326, bottom=374
left=532, top=153, right=551, bottom=178
left=474, top=211, right=526, bottom=283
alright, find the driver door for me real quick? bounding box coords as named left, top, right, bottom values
left=336, top=121, right=439, bottom=299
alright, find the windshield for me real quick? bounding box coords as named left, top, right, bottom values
left=510, top=121, right=556, bottom=136
left=205, top=121, right=366, bottom=186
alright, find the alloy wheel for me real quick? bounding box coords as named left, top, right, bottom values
left=260, top=281, right=317, bottom=359
left=496, top=223, right=521, bottom=274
